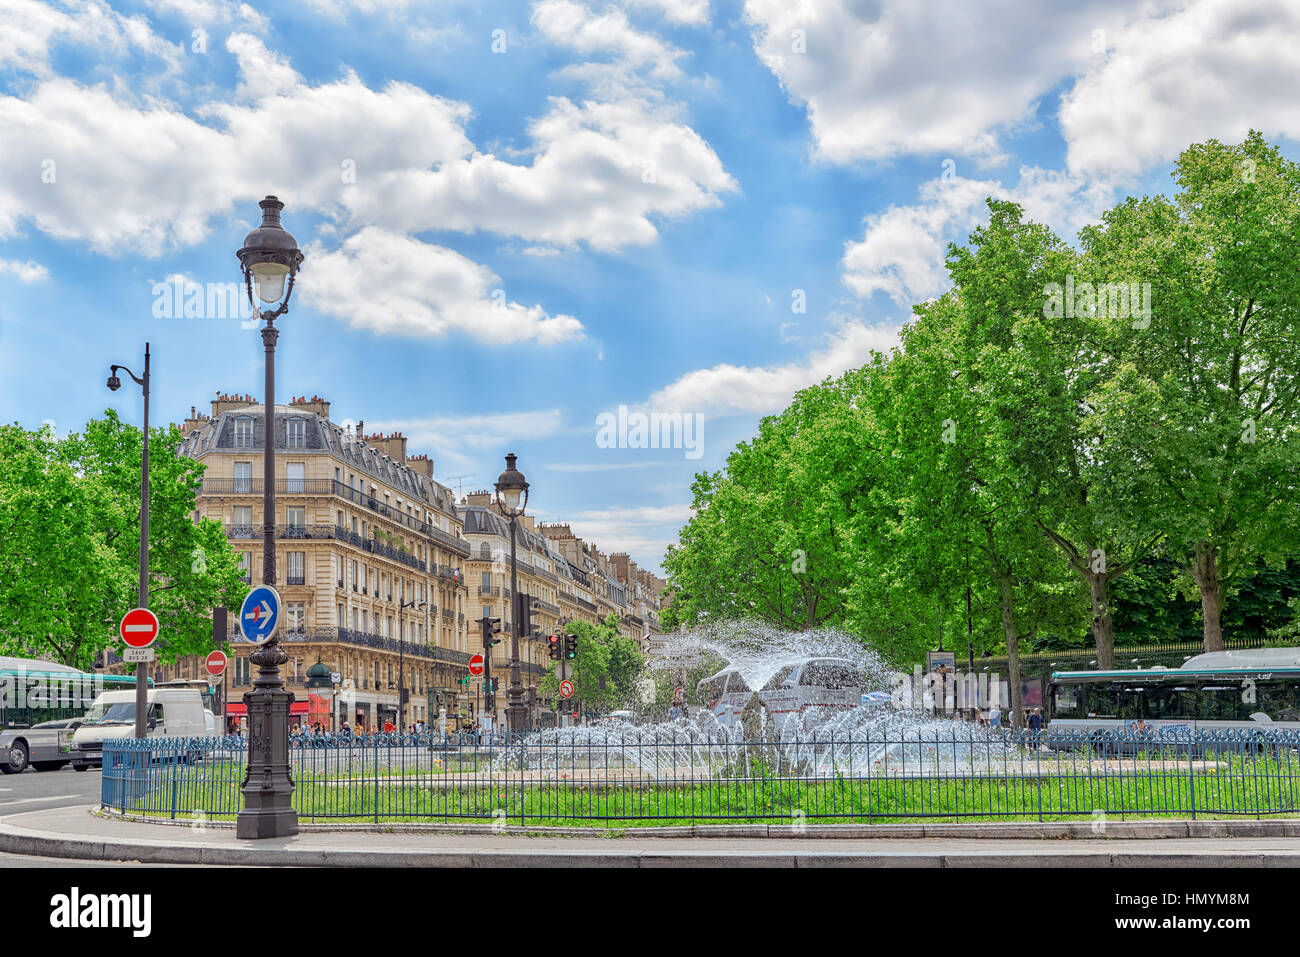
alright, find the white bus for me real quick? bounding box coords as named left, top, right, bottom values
left=1047, top=648, right=1300, bottom=738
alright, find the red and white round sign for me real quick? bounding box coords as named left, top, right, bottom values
left=468, top=653, right=485, bottom=677
left=673, top=686, right=686, bottom=704
left=119, top=608, right=159, bottom=649
left=559, top=679, right=574, bottom=699
left=206, top=650, right=228, bottom=677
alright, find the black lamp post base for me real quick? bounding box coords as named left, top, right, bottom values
left=236, top=803, right=299, bottom=840
left=236, top=639, right=299, bottom=840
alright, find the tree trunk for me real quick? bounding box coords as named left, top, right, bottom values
left=997, top=571, right=1023, bottom=729
left=1191, top=542, right=1225, bottom=652
left=1086, top=570, right=1115, bottom=670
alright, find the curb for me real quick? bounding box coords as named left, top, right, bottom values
left=93, top=808, right=1300, bottom=841
left=1, top=808, right=1299, bottom=867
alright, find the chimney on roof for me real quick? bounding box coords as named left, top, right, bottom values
left=210, top=392, right=258, bottom=417
left=291, top=394, right=331, bottom=420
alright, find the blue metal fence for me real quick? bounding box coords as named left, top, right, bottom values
left=100, top=727, right=1300, bottom=826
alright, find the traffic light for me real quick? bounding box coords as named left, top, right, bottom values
left=488, top=676, right=499, bottom=694
left=480, top=616, right=501, bottom=651
left=548, top=634, right=561, bottom=661
left=564, top=633, right=578, bottom=660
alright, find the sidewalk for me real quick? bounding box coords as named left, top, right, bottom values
left=4, top=806, right=1300, bottom=866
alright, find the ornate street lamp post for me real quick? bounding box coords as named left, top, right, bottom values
left=106, top=344, right=151, bottom=739
left=494, top=454, right=529, bottom=733
left=235, top=195, right=304, bottom=840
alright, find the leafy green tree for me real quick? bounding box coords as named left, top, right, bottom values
left=664, top=386, right=855, bottom=630
left=1082, top=133, right=1300, bottom=651
left=0, top=412, right=249, bottom=668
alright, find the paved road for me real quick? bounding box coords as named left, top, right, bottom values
left=0, top=765, right=102, bottom=817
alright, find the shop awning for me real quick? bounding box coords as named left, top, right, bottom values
left=225, top=702, right=309, bottom=716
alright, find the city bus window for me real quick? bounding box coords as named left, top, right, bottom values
left=1259, top=682, right=1300, bottom=722
left=1198, top=686, right=1244, bottom=721
left=1053, top=685, right=1080, bottom=715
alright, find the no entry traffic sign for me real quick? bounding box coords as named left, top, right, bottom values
left=559, top=679, right=574, bottom=699
left=120, top=608, right=159, bottom=649
left=468, top=653, right=485, bottom=676
left=206, top=650, right=228, bottom=677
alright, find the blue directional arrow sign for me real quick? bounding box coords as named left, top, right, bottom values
left=239, top=584, right=282, bottom=644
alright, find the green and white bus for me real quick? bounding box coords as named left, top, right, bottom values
left=1048, top=648, right=1300, bottom=733
left=0, top=656, right=144, bottom=729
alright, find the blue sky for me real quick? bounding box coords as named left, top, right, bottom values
left=1, top=0, right=1297, bottom=573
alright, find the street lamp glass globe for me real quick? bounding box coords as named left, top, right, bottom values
left=251, top=262, right=290, bottom=303
left=500, top=487, right=522, bottom=511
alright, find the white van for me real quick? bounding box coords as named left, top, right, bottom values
left=70, top=688, right=213, bottom=770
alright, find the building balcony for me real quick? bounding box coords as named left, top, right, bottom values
left=223, top=625, right=476, bottom=666
left=285, top=574, right=306, bottom=586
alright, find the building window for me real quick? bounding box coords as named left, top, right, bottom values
left=285, top=506, right=305, bottom=529
left=337, top=510, right=344, bottom=528
left=286, top=461, right=305, bottom=492
left=233, top=506, right=253, bottom=537
left=287, top=602, right=306, bottom=632
left=287, top=419, right=305, bottom=450
left=233, top=461, right=252, bottom=493
left=234, top=417, right=253, bottom=449
left=352, top=608, right=359, bottom=631
left=481, top=572, right=491, bottom=590
left=286, top=551, right=305, bottom=585
left=237, top=552, right=251, bottom=582
left=234, top=656, right=250, bottom=685
left=337, top=603, right=344, bottom=626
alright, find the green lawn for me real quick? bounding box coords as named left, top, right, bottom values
left=108, top=752, right=1300, bottom=828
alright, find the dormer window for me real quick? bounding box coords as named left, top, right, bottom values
left=234, top=417, right=253, bottom=449
left=286, top=418, right=305, bottom=449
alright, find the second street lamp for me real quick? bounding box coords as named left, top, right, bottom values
left=494, top=453, right=529, bottom=733
left=106, top=343, right=151, bottom=740
left=234, top=194, right=304, bottom=840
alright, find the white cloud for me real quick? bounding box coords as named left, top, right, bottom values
left=345, top=95, right=736, bottom=251
left=0, top=258, right=48, bottom=281
left=0, top=0, right=183, bottom=77
left=226, top=32, right=299, bottom=99
left=625, top=0, right=710, bottom=26
left=0, top=37, right=733, bottom=256
left=742, top=0, right=1136, bottom=165
left=551, top=503, right=693, bottom=567
left=1060, top=0, right=1300, bottom=178
left=301, top=227, right=585, bottom=345
left=648, top=321, right=901, bottom=417
left=366, top=409, right=566, bottom=475
left=532, top=0, right=686, bottom=82
left=842, top=167, right=1115, bottom=305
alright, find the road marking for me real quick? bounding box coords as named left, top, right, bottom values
left=0, top=795, right=81, bottom=807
